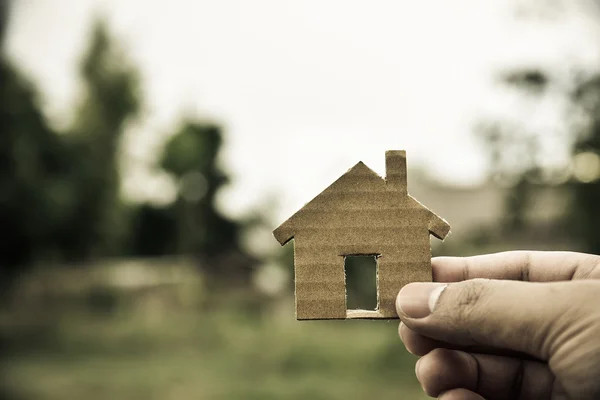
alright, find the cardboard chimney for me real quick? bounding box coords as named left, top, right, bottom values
left=274, top=150, right=450, bottom=320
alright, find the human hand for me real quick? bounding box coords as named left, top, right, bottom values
left=395, top=251, right=600, bottom=400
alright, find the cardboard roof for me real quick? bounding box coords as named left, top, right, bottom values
left=274, top=154, right=450, bottom=245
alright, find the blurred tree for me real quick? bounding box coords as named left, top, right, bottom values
left=474, top=3, right=600, bottom=252
left=477, top=66, right=600, bottom=253
left=1, top=5, right=256, bottom=293
left=128, top=121, right=255, bottom=285
left=0, top=0, right=8, bottom=44
left=0, top=14, right=141, bottom=291
left=477, top=117, right=540, bottom=232
left=0, top=1, right=74, bottom=285
left=159, top=121, right=253, bottom=284
left=61, top=19, right=141, bottom=260
left=128, top=203, right=179, bottom=257
left=570, top=77, right=600, bottom=254
left=160, top=122, right=235, bottom=255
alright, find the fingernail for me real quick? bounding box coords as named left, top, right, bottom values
left=415, top=357, right=422, bottom=382
left=397, top=283, right=447, bottom=318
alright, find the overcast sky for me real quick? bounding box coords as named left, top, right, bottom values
left=6, top=0, right=600, bottom=223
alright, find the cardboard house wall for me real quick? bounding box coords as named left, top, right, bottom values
left=274, top=151, right=450, bottom=320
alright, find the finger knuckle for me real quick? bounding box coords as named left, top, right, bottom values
left=583, top=256, right=600, bottom=279
left=419, top=349, right=456, bottom=396
left=454, top=279, right=487, bottom=324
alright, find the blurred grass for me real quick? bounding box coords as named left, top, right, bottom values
left=0, top=261, right=427, bottom=400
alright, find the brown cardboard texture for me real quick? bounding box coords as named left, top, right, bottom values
left=273, top=150, right=450, bottom=320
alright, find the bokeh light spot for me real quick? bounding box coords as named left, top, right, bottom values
left=179, top=171, right=208, bottom=203
left=573, top=151, right=600, bottom=183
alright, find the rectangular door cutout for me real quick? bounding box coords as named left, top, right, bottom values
left=344, top=255, right=378, bottom=310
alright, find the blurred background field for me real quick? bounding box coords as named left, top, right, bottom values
left=1, top=259, right=426, bottom=400
left=2, top=1, right=600, bottom=399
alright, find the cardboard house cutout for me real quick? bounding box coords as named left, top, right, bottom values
left=273, top=150, right=450, bottom=320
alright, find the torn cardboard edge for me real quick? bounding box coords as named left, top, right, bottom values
left=274, top=150, right=450, bottom=320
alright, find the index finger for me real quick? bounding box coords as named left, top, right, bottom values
left=433, top=251, right=600, bottom=283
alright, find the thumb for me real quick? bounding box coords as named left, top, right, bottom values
left=396, top=279, right=597, bottom=361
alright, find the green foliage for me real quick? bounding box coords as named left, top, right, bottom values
left=0, top=1, right=74, bottom=276
left=503, top=176, right=531, bottom=231
left=0, top=17, right=140, bottom=287
left=1, top=10, right=256, bottom=288
left=161, top=122, right=223, bottom=177
left=64, top=19, right=141, bottom=259
left=127, top=204, right=179, bottom=257
left=160, top=121, right=237, bottom=257
left=571, top=78, right=600, bottom=254
left=475, top=118, right=539, bottom=234
left=478, top=67, right=600, bottom=253
left=127, top=120, right=255, bottom=284
left=0, top=0, right=8, bottom=45
left=0, top=57, right=74, bottom=278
